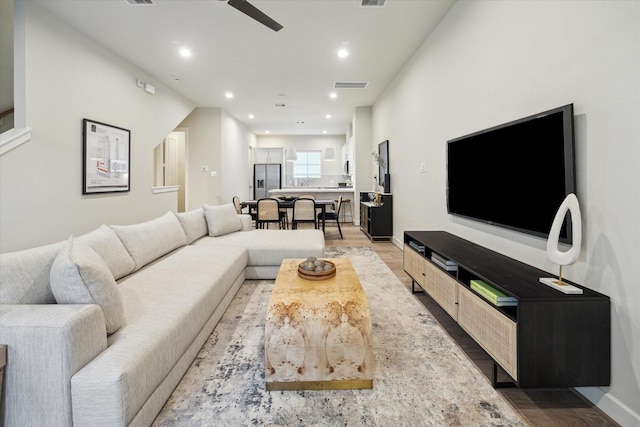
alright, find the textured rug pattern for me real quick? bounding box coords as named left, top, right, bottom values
left=153, top=247, right=525, bottom=426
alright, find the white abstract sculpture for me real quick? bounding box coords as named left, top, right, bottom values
left=539, top=193, right=584, bottom=294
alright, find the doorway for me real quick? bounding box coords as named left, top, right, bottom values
left=154, top=129, right=187, bottom=211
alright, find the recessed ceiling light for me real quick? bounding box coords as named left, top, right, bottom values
left=265, top=130, right=270, bottom=134
left=172, top=76, right=182, bottom=81
left=329, top=92, right=337, bottom=99
left=248, top=114, right=255, bottom=119
left=337, top=48, right=349, bottom=58
left=179, top=48, right=192, bottom=57
left=225, top=92, right=234, bottom=99
left=326, top=114, right=332, bottom=119
left=323, top=130, right=327, bottom=134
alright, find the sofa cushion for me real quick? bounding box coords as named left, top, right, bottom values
left=110, top=212, right=187, bottom=271
left=195, top=229, right=325, bottom=268
left=174, top=209, right=208, bottom=244
left=71, top=245, right=248, bottom=425
left=0, top=241, right=65, bottom=304
left=76, top=224, right=136, bottom=280
left=50, top=237, right=125, bottom=334
left=203, top=203, right=242, bottom=237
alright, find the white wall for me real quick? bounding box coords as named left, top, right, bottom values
left=222, top=110, right=255, bottom=202
left=372, top=1, right=639, bottom=424
left=0, top=3, right=195, bottom=253
left=353, top=106, right=373, bottom=224
left=179, top=108, right=222, bottom=208
left=178, top=107, right=254, bottom=208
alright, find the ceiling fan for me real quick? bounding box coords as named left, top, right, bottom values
left=223, top=0, right=283, bottom=32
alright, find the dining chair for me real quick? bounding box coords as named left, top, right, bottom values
left=269, top=196, right=289, bottom=229
left=297, top=194, right=315, bottom=200
left=291, top=198, right=317, bottom=230
left=234, top=195, right=257, bottom=226
left=317, top=196, right=343, bottom=239
left=232, top=196, right=242, bottom=214
left=257, top=198, right=283, bottom=229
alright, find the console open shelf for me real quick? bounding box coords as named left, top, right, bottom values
left=404, top=230, right=610, bottom=388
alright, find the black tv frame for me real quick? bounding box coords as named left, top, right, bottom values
left=446, top=104, right=576, bottom=243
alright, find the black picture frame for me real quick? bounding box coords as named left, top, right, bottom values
left=378, top=139, right=389, bottom=190
left=82, top=118, right=131, bottom=194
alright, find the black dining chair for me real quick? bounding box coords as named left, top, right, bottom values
left=269, top=196, right=289, bottom=229
left=233, top=195, right=256, bottom=226
left=291, top=198, right=317, bottom=230
left=256, top=198, right=283, bottom=229
left=317, top=196, right=343, bottom=239
left=232, top=196, right=243, bottom=214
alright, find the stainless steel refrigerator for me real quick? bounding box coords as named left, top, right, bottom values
left=253, top=164, right=281, bottom=199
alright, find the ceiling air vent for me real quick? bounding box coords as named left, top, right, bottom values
left=334, top=81, right=369, bottom=89
left=360, top=0, right=386, bottom=7
left=125, top=0, right=156, bottom=6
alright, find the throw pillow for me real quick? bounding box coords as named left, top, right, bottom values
left=50, top=237, right=125, bottom=335
left=110, top=212, right=188, bottom=271
left=203, top=203, right=242, bottom=237
left=174, top=208, right=208, bottom=244
left=76, top=224, right=136, bottom=280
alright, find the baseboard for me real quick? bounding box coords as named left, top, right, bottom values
left=575, top=387, right=640, bottom=427
left=393, top=236, right=402, bottom=250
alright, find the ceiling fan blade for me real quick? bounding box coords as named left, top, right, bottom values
left=227, top=0, right=283, bottom=32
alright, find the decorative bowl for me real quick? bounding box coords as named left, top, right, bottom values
left=297, top=259, right=336, bottom=281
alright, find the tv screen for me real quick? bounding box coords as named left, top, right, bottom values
left=447, top=104, right=575, bottom=242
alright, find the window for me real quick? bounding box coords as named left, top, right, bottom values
left=293, top=150, right=322, bottom=179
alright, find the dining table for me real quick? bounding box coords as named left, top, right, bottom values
left=241, top=199, right=336, bottom=232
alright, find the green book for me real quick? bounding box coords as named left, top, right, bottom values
left=470, top=280, right=517, bottom=305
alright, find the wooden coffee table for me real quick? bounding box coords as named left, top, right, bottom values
left=265, top=258, right=373, bottom=391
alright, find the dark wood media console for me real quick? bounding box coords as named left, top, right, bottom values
left=403, top=230, right=610, bottom=388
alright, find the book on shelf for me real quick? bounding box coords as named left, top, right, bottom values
left=408, top=240, right=425, bottom=253
left=431, top=257, right=458, bottom=271
left=470, top=280, right=518, bottom=307
left=431, top=252, right=457, bottom=266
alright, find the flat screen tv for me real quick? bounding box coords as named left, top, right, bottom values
left=447, top=104, right=575, bottom=243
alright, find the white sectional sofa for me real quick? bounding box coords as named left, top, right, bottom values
left=0, top=204, right=324, bottom=427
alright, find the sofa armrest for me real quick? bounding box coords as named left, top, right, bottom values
left=239, top=214, right=253, bottom=231
left=0, top=304, right=107, bottom=426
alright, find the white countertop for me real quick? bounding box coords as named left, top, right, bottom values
left=269, top=188, right=354, bottom=194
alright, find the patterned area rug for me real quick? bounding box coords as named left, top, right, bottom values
left=153, top=247, right=525, bottom=426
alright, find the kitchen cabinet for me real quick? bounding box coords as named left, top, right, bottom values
left=254, top=148, right=283, bottom=164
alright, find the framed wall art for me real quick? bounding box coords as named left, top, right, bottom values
left=378, top=139, right=390, bottom=192
left=82, top=118, right=130, bottom=194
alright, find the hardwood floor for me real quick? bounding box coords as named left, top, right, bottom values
left=324, top=223, right=619, bottom=427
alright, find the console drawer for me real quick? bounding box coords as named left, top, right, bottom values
left=403, top=244, right=425, bottom=287
left=458, top=285, right=517, bottom=380
left=424, top=260, right=458, bottom=321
